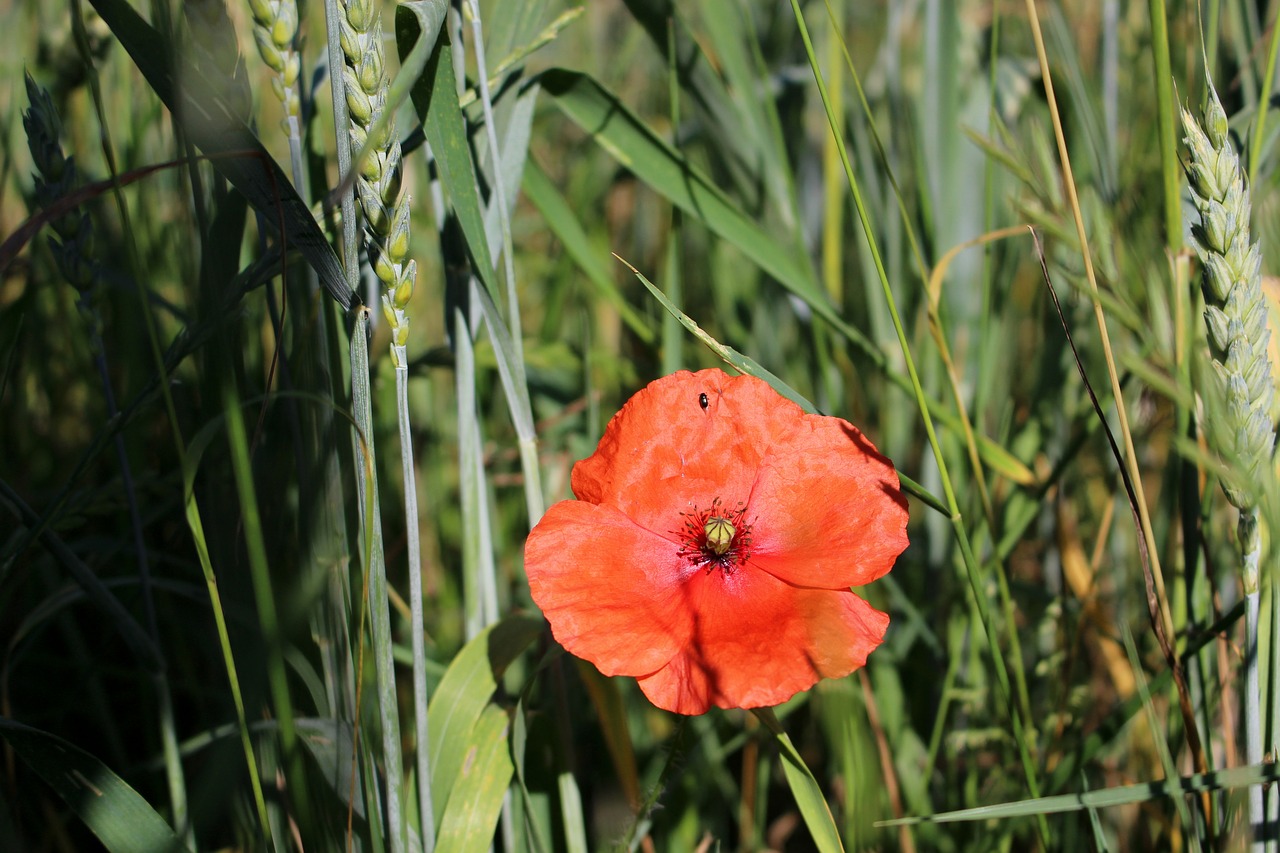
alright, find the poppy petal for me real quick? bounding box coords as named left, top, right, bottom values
left=571, top=370, right=800, bottom=531
left=634, top=566, right=889, bottom=714
left=524, top=499, right=695, bottom=676
left=748, top=415, right=908, bottom=590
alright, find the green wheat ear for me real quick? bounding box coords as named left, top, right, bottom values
left=1181, top=83, right=1276, bottom=541
left=22, top=73, right=100, bottom=325
left=339, top=0, right=415, bottom=369
left=246, top=0, right=302, bottom=133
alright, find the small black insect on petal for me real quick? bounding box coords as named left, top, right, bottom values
left=699, top=392, right=709, bottom=410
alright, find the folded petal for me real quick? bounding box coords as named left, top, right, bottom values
left=748, top=415, right=908, bottom=590
left=524, top=499, right=697, bottom=676
left=634, top=566, right=889, bottom=714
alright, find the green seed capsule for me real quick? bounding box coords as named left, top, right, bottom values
left=704, top=516, right=735, bottom=556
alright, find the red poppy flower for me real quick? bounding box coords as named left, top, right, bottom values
left=525, top=369, right=909, bottom=715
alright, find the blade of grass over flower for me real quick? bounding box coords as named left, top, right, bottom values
left=786, top=3, right=1049, bottom=845
left=878, top=761, right=1280, bottom=827
left=0, top=719, right=192, bottom=853
left=618, top=255, right=950, bottom=517
left=616, top=255, right=813, bottom=410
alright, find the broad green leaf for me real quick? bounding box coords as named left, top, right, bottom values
left=86, top=0, right=357, bottom=312
left=397, top=7, right=496, bottom=289
left=435, top=704, right=515, bottom=853
left=0, top=718, right=191, bottom=853
left=429, top=614, right=543, bottom=825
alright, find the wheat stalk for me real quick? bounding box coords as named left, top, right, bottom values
left=339, top=0, right=415, bottom=368
left=336, top=2, right=428, bottom=850
left=1183, top=79, right=1277, bottom=849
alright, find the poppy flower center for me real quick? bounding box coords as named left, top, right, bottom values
left=677, top=498, right=753, bottom=574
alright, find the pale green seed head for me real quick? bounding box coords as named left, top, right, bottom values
left=705, top=516, right=736, bottom=556
left=247, top=0, right=273, bottom=26
left=344, top=68, right=373, bottom=125
left=345, top=0, right=375, bottom=33
left=271, top=3, right=297, bottom=47
left=254, top=29, right=286, bottom=74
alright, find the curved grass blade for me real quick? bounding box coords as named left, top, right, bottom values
left=754, top=708, right=845, bottom=853
left=878, top=761, right=1280, bottom=827
left=539, top=68, right=833, bottom=324
left=0, top=718, right=191, bottom=853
